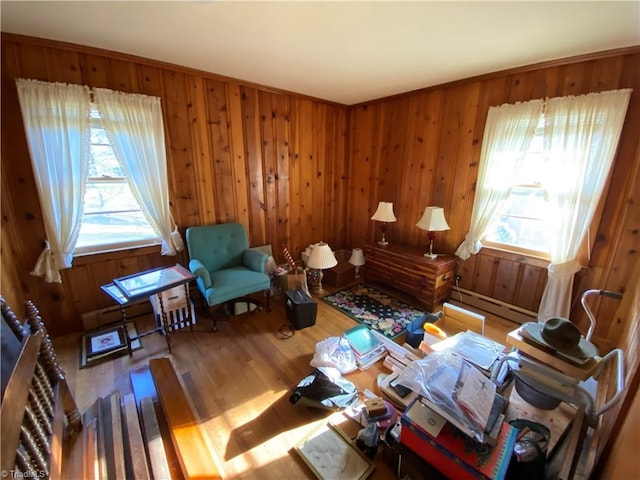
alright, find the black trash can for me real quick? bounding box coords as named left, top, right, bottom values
left=285, top=290, right=317, bottom=330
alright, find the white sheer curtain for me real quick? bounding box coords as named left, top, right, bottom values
left=537, top=89, right=632, bottom=321
left=93, top=88, right=184, bottom=255
left=15, top=79, right=91, bottom=283
left=455, top=99, right=543, bottom=259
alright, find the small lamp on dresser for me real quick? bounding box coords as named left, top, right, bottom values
left=371, top=201, right=397, bottom=246
left=306, top=242, right=338, bottom=292
left=348, top=248, right=365, bottom=278
left=416, top=206, right=450, bottom=259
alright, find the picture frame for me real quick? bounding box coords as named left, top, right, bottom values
left=79, top=321, right=142, bottom=369
left=294, top=422, right=375, bottom=480
left=85, top=326, right=126, bottom=358
left=113, top=264, right=195, bottom=300
left=100, top=282, right=130, bottom=305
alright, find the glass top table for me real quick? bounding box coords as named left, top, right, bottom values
left=101, top=263, right=197, bottom=353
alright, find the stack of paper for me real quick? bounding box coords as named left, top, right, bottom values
left=400, top=351, right=507, bottom=444
left=431, top=330, right=505, bottom=375
left=343, top=324, right=387, bottom=370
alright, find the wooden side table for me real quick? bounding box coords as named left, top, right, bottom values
left=363, top=243, right=456, bottom=311
left=323, top=259, right=357, bottom=288
left=102, top=264, right=196, bottom=353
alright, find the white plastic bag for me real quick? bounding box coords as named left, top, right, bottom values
left=395, top=350, right=486, bottom=441
left=310, top=337, right=357, bottom=374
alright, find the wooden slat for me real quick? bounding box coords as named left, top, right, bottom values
left=139, top=396, right=173, bottom=480
left=82, top=398, right=107, bottom=480
left=122, top=394, right=151, bottom=480
left=148, top=357, right=222, bottom=479
left=227, top=81, right=251, bottom=229
left=82, top=417, right=99, bottom=480
left=241, top=86, right=267, bottom=244
left=105, top=392, right=126, bottom=480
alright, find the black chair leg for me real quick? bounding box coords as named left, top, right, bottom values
left=208, top=305, right=218, bottom=332
left=264, top=289, right=271, bottom=312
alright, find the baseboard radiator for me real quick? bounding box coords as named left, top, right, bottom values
left=81, top=301, right=152, bottom=331
left=448, top=287, right=537, bottom=325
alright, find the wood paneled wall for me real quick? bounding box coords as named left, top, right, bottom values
left=1, top=33, right=638, bottom=345
left=346, top=48, right=640, bottom=349
left=1, top=34, right=347, bottom=336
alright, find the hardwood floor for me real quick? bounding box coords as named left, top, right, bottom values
left=54, top=284, right=519, bottom=479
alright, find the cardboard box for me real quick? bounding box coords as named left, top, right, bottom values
left=423, top=303, right=485, bottom=345
left=150, top=286, right=197, bottom=332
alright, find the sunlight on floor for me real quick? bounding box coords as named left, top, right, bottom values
left=201, top=388, right=333, bottom=476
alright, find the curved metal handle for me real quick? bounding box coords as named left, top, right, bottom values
left=581, top=289, right=623, bottom=341
left=593, top=348, right=625, bottom=417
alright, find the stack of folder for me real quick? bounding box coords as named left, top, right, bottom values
left=400, top=397, right=517, bottom=480
left=343, top=324, right=387, bottom=370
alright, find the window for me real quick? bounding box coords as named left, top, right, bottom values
left=16, top=79, right=181, bottom=283
left=483, top=117, right=549, bottom=257
left=74, top=105, right=159, bottom=255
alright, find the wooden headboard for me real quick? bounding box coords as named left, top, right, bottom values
left=0, top=297, right=81, bottom=479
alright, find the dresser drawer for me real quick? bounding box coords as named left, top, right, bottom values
left=363, top=244, right=456, bottom=312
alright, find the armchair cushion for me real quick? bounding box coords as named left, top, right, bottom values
left=186, top=223, right=270, bottom=308
left=189, top=258, right=212, bottom=289
left=243, top=249, right=267, bottom=273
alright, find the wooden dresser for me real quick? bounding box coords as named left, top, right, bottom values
left=363, top=243, right=456, bottom=311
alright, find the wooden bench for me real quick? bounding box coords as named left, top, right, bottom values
left=148, top=357, right=222, bottom=479
left=1, top=297, right=82, bottom=479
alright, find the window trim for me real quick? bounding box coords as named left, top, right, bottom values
left=481, top=239, right=551, bottom=261
left=73, top=238, right=162, bottom=258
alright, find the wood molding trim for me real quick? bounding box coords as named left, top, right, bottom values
left=353, top=45, right=640, bottom=107
left=0, top=32, right=346, bottom=108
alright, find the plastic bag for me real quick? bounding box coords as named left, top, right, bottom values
left=394, top=350, right=485, bottom=441
left=310, top=337, right=357, bottom=374
left=289, top=367, right=358, bottom=410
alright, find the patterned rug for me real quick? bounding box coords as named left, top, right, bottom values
left=322, top=284, right=427, bottom=340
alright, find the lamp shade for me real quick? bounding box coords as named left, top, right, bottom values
left=416, top=206, right=450, bottom=232
left=371, top=202, right=397, bottom=223
left=348, top=248, right=365, bottom=267
left=307, top=242, right=338, bottom=270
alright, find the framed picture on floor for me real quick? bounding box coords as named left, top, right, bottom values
left=294, top=422, right=375, bottom=480
left=79, top=321, right=142, bottom=369
left=85, top=325, right=126, bottom=358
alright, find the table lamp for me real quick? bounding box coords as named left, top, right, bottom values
left=416, top=206, right=450, bottom=259
left=306, top=242, right=338, bottom=292
left=371, top=201, right=397, bottom=245
left=348, top=248, right=365, bottom=278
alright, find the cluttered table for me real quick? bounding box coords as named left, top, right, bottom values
left=296, top=302, right=586, bottom=480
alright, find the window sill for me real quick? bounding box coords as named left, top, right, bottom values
left=72, top=243, right=162, bottom=266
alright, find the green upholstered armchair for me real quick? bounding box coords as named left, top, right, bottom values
left=186, top=223, right=271, bottom=331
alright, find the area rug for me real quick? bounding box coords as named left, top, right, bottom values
left=79, top=321, right=142, bottom=369
left=322, top=284, right=427, bottom=340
